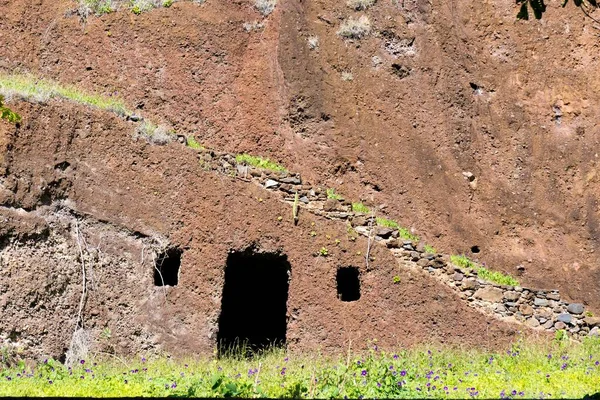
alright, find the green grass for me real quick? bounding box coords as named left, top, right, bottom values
left=477, top=266, right=520, bottom=287
left=450, top=254, right=519, bottom=286
left=0, top=74, right=131, bottom=117
left=186, top=136, right=204, bottom=150
left=351, top=202, right=370, bottom=213
left=326, top=188, right=343, bottom=200
left=235, top=154, right=286, bottom=172
left=375, top=216, right=419, bottom=242
left=1, top=338, right=599, bottom=398
left=398, top=227, right=419, bottom=242
left=376, top=217, right=399, bottom=229
left=423, top=244, right=436, bottom=254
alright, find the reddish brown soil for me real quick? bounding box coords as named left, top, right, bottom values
left=0, top=103, right=521, bottom=358
left=1, top=0, right=598, bottom=357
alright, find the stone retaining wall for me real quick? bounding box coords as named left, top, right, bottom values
left=193, top=146, right=600, bottom=340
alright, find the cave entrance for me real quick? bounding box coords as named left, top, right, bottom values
left=217, top=249, right=291, bottom=357
left=154, top=248, right=182, bottom=287
left=337, top=267, right=361, bottom=302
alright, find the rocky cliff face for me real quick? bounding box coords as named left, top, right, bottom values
left=0, top=0, right=599, bottom=357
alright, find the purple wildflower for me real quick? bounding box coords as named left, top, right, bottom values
left=141, top=357, right=146, bottom=363
left=361, top=370, right=367, bottom=376
left=280, top=367, right=287, bottom=376
left=171, top=382, right=177, bottom=389
left=48, top=380, right=52, bottom=384
left=595, top=361, right=599, bottom=366
left=561, top=363, right=567, bottom=370
left=377, top=382, right=381, bottom=388
left=512, top=390, right=517, bottom=395
left=389, top=365, right=394, bottom=370
left=444, top=386, right=448, bottom=391
left=80, top=376, right=84, bottom=379
left=284, top=357, right=289, bottom=362
left=547, top=354, right=552, bottom=360
left=519, top=391, right=524, bottom=396
left=80, top=360, right=85, bottom=365
left=393, top=354, right=399, bottom=359
left=400, top=370, right=407, bottom=377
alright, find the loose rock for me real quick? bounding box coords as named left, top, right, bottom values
left=567, top=303, right=584, bottom=315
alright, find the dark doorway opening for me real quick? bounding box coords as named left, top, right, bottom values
left=154, top=248, right=182, bottom=286
left=471, top=245, right=480, bottom=254
left=217, top=249, right=291, bottom=357
left=337, top=267, right=360, bottom=302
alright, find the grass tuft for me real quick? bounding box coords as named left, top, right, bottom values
left=0, top=74, right=131, bottom=117
left=326, top=188, right=343, bottom=200
left=235, top=154, right=286, bottom=172
left=186, top=136, right=204, bottom=150
left=254, top=0, right=277, bottom=16
left=136, top=121, right=174, bottom=145
left=351, top=202, right=370, bottom=213
left=376, top=217, right=399, bottom=229
left=346, top=0, right=376, bottom=10
left=337, top=15, right=371, bottom=39
left=450, top=254, right=519, bottom=286
left=423, top=244, right=436, bottom=254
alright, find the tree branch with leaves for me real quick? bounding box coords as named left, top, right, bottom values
left=516, top=0, right=599, bottom=21
left=0, top=95, right=21, bottom=124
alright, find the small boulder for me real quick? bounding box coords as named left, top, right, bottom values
left=584, top=317, right=600, bottom=327
left=534, top=298, right=549, bottom=307
left=519, top=304, right=534, bottom=316
left=264, top=179, right=279, bottom=189
left=589, top=327, right=600, bottom=337
left=557, top=313, right=572, bottom=324
left=462, top=279, right=479, bottom=291
left=374, top=226, right=394, bottom=238
left=504, top=291, right=521, bottom=301
left=474, top=287, right=504, bottom=303
left=567, top=303, right=585, bottom=315
left=554, top=321, right=567, bottom=330
left=453, top=272, right=464, bottom=282
left=323, top=198, right=339, bottom=212
left=546, top=292, right=561, bottom=301
left=527, top=318, right=540, bottom=328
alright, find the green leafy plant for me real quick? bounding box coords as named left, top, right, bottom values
left=398, top=227, right=419, bottom=242
left=163, top=0, right=174, bottom=6
left=423, top=244, right=436, bottom=254
left=0, top=95, right=21, bottom=124
left=392, top=275, right=401, bottom=284
left=235, top=153, right=286, bottom=172
left=376, top=217, right=399, bottom=229
left=186, top=136, right=204, bottom=150
left=450, top=254, right=519, bottom=286
left=351, top=202, right=370, bottom=213
left=450, top=254, right=478, bottom=269
left=319, top=247, right=329, bottom=257
left=326, top=188, right=343, bottom=200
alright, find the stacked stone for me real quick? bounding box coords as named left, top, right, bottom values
left=192, top=147, right=600, bottom=339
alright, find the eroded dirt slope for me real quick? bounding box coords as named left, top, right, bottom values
left=2, top=0, right=598, bottom=309
left=0, top=103, right=520, bottom=358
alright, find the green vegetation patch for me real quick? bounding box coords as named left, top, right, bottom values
left=235, top=153, right=286, bottom=172
left=423, top=244, right=436, bottom=254
left=326, top=188, right=343, bottom=200
left=351, top=202, right=370, bottom=213
left=450, top=254, right=519, bottom=286
left=376, top=217, right=399, bottom=229
left=186, top=136, right=204, bottom=150
left=1, top=338, right=599, bottom=397
left=0, top=95, right=21, bottom=123
left=0, top=74, right=131, bottom=117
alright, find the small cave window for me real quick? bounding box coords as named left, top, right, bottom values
left=217, top=249, right=291, bottom=357
left=154, top=248, right=182, bottom=287
left=337, top=267, right=361, bottom=302
left=471, top=245, right=480, bottom=254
